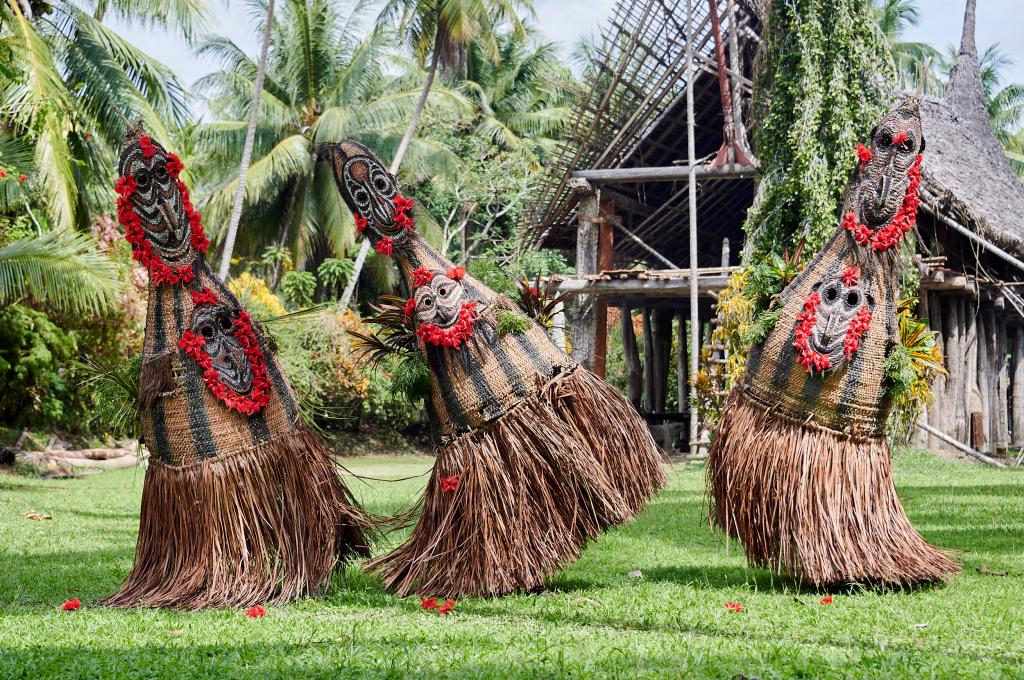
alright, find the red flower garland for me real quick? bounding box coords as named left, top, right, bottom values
left=793, top=291, right=831, bottom=373
left=841, top=266, right=860, bottom=287
left=364, top=194, right=416, bottom=258
left=115, top=140, right=210, bottom=286
left=354, top=213, right=368, bottom=233
left=842, top=154, right=922, bottom=252
left=416, top=301, right=477, bottom=349
left=177, top=290, right=271, bottom=416
left=375, top=237, right=393, bottom=256
left=403, top=297, right=416, bottom=316
left=891, top=131, right=909, bottom=145
left=843, top=307, right=872, bottom=360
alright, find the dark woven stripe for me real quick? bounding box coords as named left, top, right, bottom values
left=149, top=289, right=172, bottom=462
left=173, top=289, right=218, bottom=460
left=488, top=338, right=533, bottom=401
left=248, top=410, right=271, bottom=444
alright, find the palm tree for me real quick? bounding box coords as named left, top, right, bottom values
left=192, top=0, right=466, bottom=288
left=0, top=0, right=204, bottom=231
left=217, top=0, right=276, bottom=280
left=871, top=0, right=939, bottom=93
left=462, top=29, right=574, bottom=163
left=339, top=0, right=532, bottom=306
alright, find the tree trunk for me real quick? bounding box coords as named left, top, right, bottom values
left=339, top=31, right=442, bottom=308
left=1012, top=329, right=1024, bottom=446
left=271, top=180, right=299, bottom=289
left=642, top=307, right=655, bottom=414
left=996, top=313, right=1009, bottom=454
left=977, top=307, right=991, bottom=450
left=927, top=292, right=945, bottom=450
left=946, top=298, right=963, bottom=443
left=963, top=298, right=977, bottom=446
left=218, top=0, right=277, bottom=280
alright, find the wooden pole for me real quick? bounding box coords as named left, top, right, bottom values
left=928, top=291, right=945, bottom=450
left=946, top=298, right=964, bottom=444
left=996, top=314, right=1010, bottom=454
left=593, top=200, right=615, bottom=378
left=918, top=422, right=1007, bottom=467
left=686, top=0, right=700, bottom=455
left=573, top=188, right=600, bottom=370
left=978, top=306, right=992, bottom=450
left=963, top=298, right=977, bottom=446
left=643, top=306, right=655, bottom=414
left=1013, top=329, right=1024, bottom=446
left=621, top=303, right=643, bottom=409
left=653, top=309, right=674, bottom=412
left=677, top=311, right=688, bottom=418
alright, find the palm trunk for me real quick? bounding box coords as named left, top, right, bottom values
left=339, top=31, right=442, bottom=308
left=217, top=0, right=276, bottom=281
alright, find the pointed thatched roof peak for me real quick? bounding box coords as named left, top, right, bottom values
left=944, top=0, right=987, bottom=124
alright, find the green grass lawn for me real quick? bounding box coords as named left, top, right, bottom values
left=1, top=451, right=1022, bottom=679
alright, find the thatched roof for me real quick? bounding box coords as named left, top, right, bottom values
left=917, top=0, right=1024, bottom=258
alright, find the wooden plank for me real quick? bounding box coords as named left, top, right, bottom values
left=571, top=163, right=757, bottom=184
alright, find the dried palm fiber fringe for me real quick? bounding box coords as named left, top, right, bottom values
left=708, top=98, right=958, bottom=587
left=101, top=124, right=374, bottom=609
left=322, top=140, right=665, bottom=596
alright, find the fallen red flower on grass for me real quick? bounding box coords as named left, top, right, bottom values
left=820, top=595, right=834, bottom=605
left=420, top=596, right=438, bottom=610
left=723, top=602, right=743, bottom=613
left=438, top=598, right=456, bottom=615
left=245, top=605, right=266, bottom=618
left=62, top=598, right=81, bottom=611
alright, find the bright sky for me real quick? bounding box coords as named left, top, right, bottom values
left=109, top=0, right=1024, bottom=121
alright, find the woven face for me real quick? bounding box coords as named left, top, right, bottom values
left=854, top=104, right=925, bottom=230
left=802, top=268, right=875, bottom=373
left=118, top=139, right=191, bottom=264
left=191, top=304, right=255, bottom=395
left=414, top=274, right=465, bottom=328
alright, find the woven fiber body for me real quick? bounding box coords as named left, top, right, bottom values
left=102, top=127, right=373, bottom=609
left=323, top=140, right=666, bottom=596
left=708, top=98, right=959, bottom=587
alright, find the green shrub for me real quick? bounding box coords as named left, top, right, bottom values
left=0, top=304, right=77, bottom=427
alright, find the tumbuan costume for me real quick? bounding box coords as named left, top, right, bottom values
left=708, top=98, right=960, bottom=586
left=101, top=124, right=374, bottom=609
left=320, top=140, right=667, bottom=597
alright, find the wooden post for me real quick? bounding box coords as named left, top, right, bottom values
left=912, top=293, right=931, bottom=447
left=677, top=311, right=688, bottom=418
left=963, top=298, right=977, bottom=446
left=593, top=199, right=616, bottom=377
left=653, top=309, right=674, bottom=412
left=996, top=314, right=1010, bottom=454
left=946, top=298, right=963, bottom=444
left=621, top=303, right=642, bottom=410
left=685, top=0, right=700, bottom=455
left=573, top=186, right=600, bottom=370
left=642, top=306, right=655, bottom=414
left=928, top=291, right=945, bottom=450
left=1013, top=329, right=1024, bottom=446
left=978, top=307, right=992, bottom=450
left=720, top=237, right=730, bottom=267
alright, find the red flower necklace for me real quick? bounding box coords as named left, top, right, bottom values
left=416, top=301, right=478, bottom=349
left=352, top=193, right=416, bottom=257
left=177, top=288, right=271, bottom=416
left=116, top=137, right=210, bottom=286
left=793, top=291, right=831, bottom=373
left=842, top=154, right=922, bottom=252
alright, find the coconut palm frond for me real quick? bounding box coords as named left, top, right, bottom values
left=0, top=230, right=124, bottom=315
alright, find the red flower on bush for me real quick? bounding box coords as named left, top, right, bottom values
left=62, top=598, right=81, bottom=611
left=438, top=598, right=456, bottom=616
left=412, top=267, right=434, bottom=288
left=0, top=169, right=6, bottom=178
left=446, top=266, right=465, bottom=281
left=18, top=174, right=27, bottom=183
left=820, top=595, right=834, bottom=605
left=440, top=475, right=460, bottom=493
left=528, top=286, right=539, bottom=299
left=375, top=237, right=393, bottom=256
left=420, top=596, right=438, bottom=610
left=723, top=602, right=743, bottom=613
left=245, top=605, right=266, bottom=618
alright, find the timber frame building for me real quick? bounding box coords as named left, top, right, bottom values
left=527, top=0, right=1024, bottom=461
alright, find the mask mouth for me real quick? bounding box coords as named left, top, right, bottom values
left=859, top=173, right=906, bottom=228
left=214, top=350, right=254, bottom=393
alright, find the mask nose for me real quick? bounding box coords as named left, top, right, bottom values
left=874, top=154, right=897, bottom=209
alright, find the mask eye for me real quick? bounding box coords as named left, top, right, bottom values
left=134, top=170, right=151, bottom=188
left=846, top=290, right=860, bottom=306
left=372, top=175, right=389, bottom=192
left=217, top=312, right=233, bottom=331
left=422, top=297, right=433, bottom=308
left=199, top=322, right=215, bottom=339
left=823, top=284, right=839, bottom=303
left=154, top=162, right=169, bottom=181
left=353, top=188, right=370, bottom=206
left=438, top=285, right=449, bottom=296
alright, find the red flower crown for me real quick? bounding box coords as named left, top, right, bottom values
left=115, top=137, right=210, bottom=286
left=177, top=288, right=271, bottom=416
